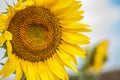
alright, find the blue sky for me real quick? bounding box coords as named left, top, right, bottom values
left=108, top=0, right=120, bottom=7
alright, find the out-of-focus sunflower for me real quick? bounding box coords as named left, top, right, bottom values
left=85, top=40, right=109, bottom=74
left=79, top=40, right=108, bottom=80
left=93, top=40, right=109, bottom=73
left=0, top=0, right=91, bottom=80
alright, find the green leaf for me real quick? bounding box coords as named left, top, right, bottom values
left=21, top=74, right=26, bottom=80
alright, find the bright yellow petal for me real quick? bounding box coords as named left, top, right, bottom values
left=47, top=56, right=68, bottom=80
left=32, top=0, right=45, bottom=5
left=20, top=60, right=30, bottom=80
left=57, top=1, right=82, bottom=17
left=15, top=59, right=23, bottom=80
left=0, top=34, right=6, bottom=44
left=0, top=14, right=8, bottom=32
left=14, top=0, right=34, bottom=11
left=0, top=59, right=17, bottom=78
left=63, top=28, right=92, bottom=32
left=57, top=10, right=83, bottom=19
left=0, top=60, right=9, bottom=75
left=0, top=31, right=12, bottom=44
left=45, top=64, right=60, bottom=80
left=56, top=50, right=78, bottom=73
left=33, top=0, right=55, bottom=8
left=50, top=0, right=75, bottom=14
left=7, top=7, right=15, bottom=19
left=43, top=0, right=57, bottom=8
left=58, top=10, right=83, bottom=20
left=6, top=41, right=13, bottom=59
left=14, top=0, right=24, bottom=8
left=3, top=41, right=18, bottom=78
left=59, top=48, right=78, bottom=65
left=27, top=62, right=36, bottom=80
left=61, top=23, right=89, bottom=29
left=33, top=63, right=41, bottom=80
left=4, top=31, right=12, bottom=40
left=60, top=16, right=83, bottom=25
left=38, top=61, right=51, bottom=80
left=62, top=31, right=90, bottom=45
left=60, top=42, right=86, bottom=58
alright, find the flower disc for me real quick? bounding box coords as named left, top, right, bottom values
left=8, top=6, right=61, bottom=62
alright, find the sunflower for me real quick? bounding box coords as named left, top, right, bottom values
left=0, top=0, right=91, bottom=80
left=93, top=40, right=108, bottom=73
left=85, top=40, right=108, bottom=74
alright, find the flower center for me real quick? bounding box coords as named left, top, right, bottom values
left=8, top=6, right=61, bottom=62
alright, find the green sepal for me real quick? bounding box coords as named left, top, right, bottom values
left=0, top=63, right=4, bottom=65
left=4, top=0, right=12, bottom=7
left=0, top=12, right=8, bottom=14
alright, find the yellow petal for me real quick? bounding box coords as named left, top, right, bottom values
left=45, top=63, right=60, bottom=80
left=50, top=0, right=74, bottom=14
left=0, top=59, right=17, bottom=78
left=7, top=7, right=15, bottom=19
left=0, top=34, right=6, bottom=44
left=33, top=0, right=45, bottom=5
left=59, top=48, right=78, bottom=65
left=1, top=54, right=17, bottom=78
left=6, top=41, right=13, bottom=60
left=57, top=1, right=82, bottom=17
left=33, top=0, right=55, bottom=8
left=60, top=16, right=83, bottom=25
left=0, top=31, right=12, bottom=44
left=62, top=23, right=89, bottom=29
left=15, top=60, right=23, bottom=80
left=58, top=9, right=83, bottom=20
left=14, top=0, right=24, bottom=8
left=4, top=31, right=12, bottom=40
left=15, top=0, right=34, bottom=11
left=63, top=28, right=92, bottom=32
left=33, top=63, right=40, bottom=80
left=60, top=42, right=86, bottom=58
left=0, top=60, right=9, bottom=75
left=41, top=61, right=60, bottom=80
left=38, top=61, right=50, bottom=80
left=0, top=14, right=8, bottom=32
left=62, top=32, right=90, bottom=45
left=20, top=60, right=30, bottom=80
left=47, top=56, right=68, bottom=80
left=27, top=62, right=36, bottom=80
left=56, top=50, right=78, bottom=73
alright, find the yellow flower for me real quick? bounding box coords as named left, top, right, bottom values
left=0, top=0, right=91, bottom=80
left=93, top=40, right=109, bottom=73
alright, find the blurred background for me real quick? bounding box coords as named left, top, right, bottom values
left=81, top=0, right=120, bottom=71
left=0, top=0, right=120, bottom=80
left=69, top=0, right=120, bottom=80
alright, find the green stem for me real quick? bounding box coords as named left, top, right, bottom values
left=21, top=74, right=26, bottom=80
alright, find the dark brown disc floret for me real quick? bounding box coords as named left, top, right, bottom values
left=8, top=6, right=62, bottom=62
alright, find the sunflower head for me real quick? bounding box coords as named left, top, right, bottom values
left=0, top=0, right=91, bottom=80
left=93, top=40, right=109, bottom=72
left=85, top=40, right=109, bottom=73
